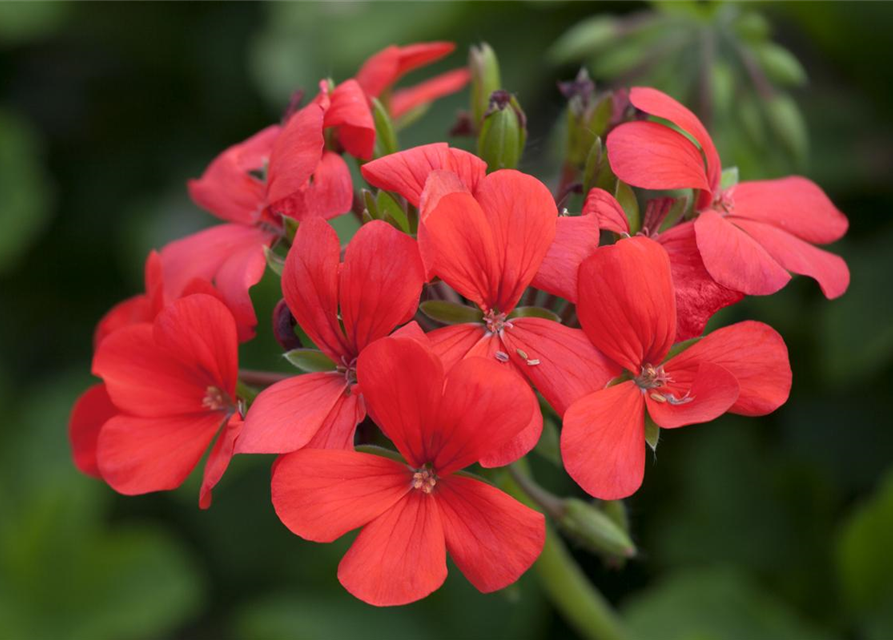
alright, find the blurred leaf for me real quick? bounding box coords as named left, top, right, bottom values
left=0, top=3, right=70, bottom=43
left=765, top=95, right=808, bottom=165
left=0, top=110, right=54, bottom=275
left=549, top=15, right=622, bottom=63
left=754, top=43, right=808, bottom=87
left=623, top=567, right=832, bottom=640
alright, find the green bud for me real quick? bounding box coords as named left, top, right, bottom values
left=560, top=498, right=637, bottom=558
left=419, top=300, right=484, bottom=325
left=283, top=349, right=337, bottom=373
left=477, top=91, right=526, bottom=172
left=371, top=97, right=398, bottom=159
left=470, top=43, right=501, bottom=126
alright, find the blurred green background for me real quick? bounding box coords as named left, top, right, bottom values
left=1, top=2, right=892, bottom=639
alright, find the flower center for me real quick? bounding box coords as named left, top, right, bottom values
left=633, top=364, right=670, bottom=390
left=411, top=466, right=437, bottom=494
left=712, top=189, right=735, bottom=215
left=337, top=356, right=358, bottom=385
left=484, top=309, right=512, bottom=334
left=202, top=386, right=229, bottom=411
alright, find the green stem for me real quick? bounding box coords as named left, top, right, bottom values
left=504, top=465, right=630, bottom=640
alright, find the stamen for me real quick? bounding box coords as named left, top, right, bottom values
left=202, top=386, right=228, bottom=411
left=516, top=348, right=528, bottom=360
left=634, top=363, right=671, bottom=390
left=649, top=392, right=666, bottom=403
left=411, top=467, right=437, bottom=494
left=526, top=358, right=541, bottom=366
left=494, top=351, right=510, bottom=363
left=483, top=309, right=512, bottom=334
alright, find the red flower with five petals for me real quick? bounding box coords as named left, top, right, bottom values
left=607, top=87, right=850, bottom=298
left=562, top=236, right=791, bottom=499
left=271, top=336, right=544, bottom=606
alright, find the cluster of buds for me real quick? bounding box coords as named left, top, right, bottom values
left=69, top=41, right=849, bottom=607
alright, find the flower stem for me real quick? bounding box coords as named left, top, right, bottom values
left=238, top=369, right=289, bottom=387
left=504, top=463, right=629, bottom=640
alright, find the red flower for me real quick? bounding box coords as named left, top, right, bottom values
left=562, top=236, right=792, bottom=499
left=90, top=293, right=242, bottom=508
left=354, top=42, right=470, bottom=119
left=169, top=96, right=356, bottom=341
left=93, top=251, right=166, bottom=348
left=237, top=218, right=425, bottom=454
left=271, top=336, right=545, bottom=606
left=582, top=188, right=743, bottom=341
left=607, top=87, right=849, bottom=298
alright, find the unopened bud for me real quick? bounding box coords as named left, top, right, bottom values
left=477, top=90, right=526, bottom=172
left=470, top=43, right=501, bottom=127
left=272, top=299, right=302, bottom=352
left=371, top=97, right=398, bottom=159
left=559, top=498, right=636, bottom=559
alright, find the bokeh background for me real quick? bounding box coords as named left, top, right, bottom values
left=1, top=2, right=892, bottom=639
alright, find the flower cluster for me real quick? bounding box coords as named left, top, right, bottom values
left=69, top=42, right=848, bottom=606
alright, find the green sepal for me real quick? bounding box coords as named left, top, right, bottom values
left=283, top=349, right=337, bottom=373
left=720, top=166, right=739, bottom=190
left=420, top=300, right=484, bottom=325
left=645, top=413, right=660, bottom=452
left=371, top=97, right=398, bottom=159
left=282, top=216, right=299, bottom=242
left=508, top=306, right=562, bottom=322
left=377, top=190, right=410, bottom=233
left=664, top=336, right=702, bottom=361
left=262, top=245, right=285, bottom=277
left=355, top=444, right=407, bottom=464
left=581, top=136, right=603, bottom=195
left=614, top=180, right=640, bottom=234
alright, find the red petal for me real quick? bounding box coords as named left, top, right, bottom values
left=213, top=243, right=267, bottom=342
left=199, top=413, right=243, bottom=509
left=152, top=294, right=239, bottom=396
left=272, top=449, right=411, bottom=542
left=69, top=383, right=117, bottom=478
left=502, top=317, right=622, bottom=416
left=561, top=380, right=646, bottom=500
left=356, top=337, right=444, bottom=467
left=418, top=169, right=469, bottom=221
left=582, top=188, right=629, bottom=235
left=237, top=372, right=349, bottom=454
left=338, top=492, right=446, bottom=606
left=607, top=121, right=711, bottom=193
left=728, top=177, right=848, bottom=244
left=305, top=388, right=366, bottom=450
left=657, top=221, right=743, bottom=341
left=645, top=361, right=738, bottom=429
left=436, top=475, right=544, bottom=593
left=325, top=79, right=375, bottom=160
left=390, top=68, right=471, bottom=119
left=188, top=125, right=278, bottom=225
left=629, top=87, right=722, bottom=192
left=666, top=320, right=791, bottom=416
left=97, top=412, right=224, bottom=495
left=531, top=214, right=600, bottom=302
left=340, top=220, right=425, bottom=354
left=266, top=102, right=325, bottom=208
left=276, top=151, right=353, bottom=222
left=424, top=191, right=500, bottom=310
left=282, top=218, right=350, bottom=360
left=356, top=42, right=456, bottom=97
left=434, top=356, right=538, bottom=474
left=93, top=324, right=208, bottom=418
left=732, top=218, right=850, bottom=299
left=577, top=236, right=676, bottom=372
left=427, top=323, right=488, bottom=372
left=694, top=210, right=791, bottom=296
left=479, top=400, right=543, bottom=469
left=94, top=294, right=154, bottom=349
left=474, top=170, right=557, bottom=312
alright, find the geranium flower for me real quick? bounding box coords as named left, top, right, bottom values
left=562, top=236, right=792, bottom=499
left=90, top=293, right=242, bottom=508
left=607, top=87, right=849, bottom=298
left=582, top=188, right=743, bottom=341
left=237, top=218, right=425, bottom=454
left=270, top=336, right=544, bottom=606
left=354, top=42, right=470, bottom=119
left=166, top=93, right=357, bottom=340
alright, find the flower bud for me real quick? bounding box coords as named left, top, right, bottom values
left=559, top=498, right=637, bottom=559
left=272, top=298, right=302, bottom=352
left=469, top=43, right=501, bottom=127
left=371, top=97, right=398, bottom=159
left=477, top=90, right=526, bottom=172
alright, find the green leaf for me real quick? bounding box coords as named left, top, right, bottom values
left=377, top=190, right=410, bottom=233
left=508, top=306, right=561, bottom=322
left=533, top=415, right=562, bottom=467
left=549, top=16, right=622, bottom=63
left=362, top=189, right=379, bottom=219
left=283, top=349, right=337, bottom=372
left=765, top=94, right=808, bottom=165
left=262, top=245, right=285, bottom=276
left=614, top=181, right=640, bottom=234
left=754, top=42, right=808, bottom=87
left=371, top=97, right=398, bottom=159
left=420, top=300, right=483, bottom=325
left=281, top=215, right=299, bottom=242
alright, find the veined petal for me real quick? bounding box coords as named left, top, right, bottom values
left=69, top=383, right=117, bottom=478
left=577, top=236, right=676, bottom=372
left=237, top=372, right=348, bottom=454
left=214, top=242, right=268, bottom=342
left=266, top=102, right=325, bottom=207
left=666, top=320, right=791, bottom=416
left=728, top=177, right=848, bottom=244
left=694, top=210, right=791, bottom=296
left=340, top=221, right=425, bottom=354
left=276, top=151, right=353, bottom=222
left=305, top=388, right=366, bottom=451
left=97, top=412, right=225, bottom=495
left=645, top=361, right=738, bottom=429
left=427, top=323, right=488, bottom=372
left=325, top=79, right=375, bottom=160
left=531, top=214, right=600, bottom=302
left=437, top=475, right=544, bottom=593
left=199, top=413, right=243, bottom=509
left=283, top=218, right=350, bottom=361
left=561, top=380, right=646, bottom=500
left=94, top=294, right=154, bottom=349
left=607, top=121, right=711, bottom=193
left=732, top=218, right=850, bottom=299
left=272, top=449, right=411, bottom=543
left=582, top=188, right=630, bottom=235
left=390, top=68, right=470, bottom=119
left=338, top=492, right=446, bottom=606
left=503, top=317, right=622, bottom=416
left=356, top=42, right=456, bottom=98
left=356, top=337, right=444, bottom=467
